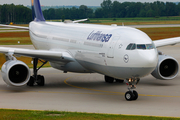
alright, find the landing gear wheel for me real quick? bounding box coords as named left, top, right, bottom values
left=132, top=90, right=138, bottom=100
left=105, top=76, right=114, bottom=83
left=37, top=75, right=45, bottom=86
left=27, top=76, right=35, bottom=86
left=125, top=91, right=134, bottom=101
left=124, top=78, right=140, bottom=101
left=28, top=58, right=47, bottom=87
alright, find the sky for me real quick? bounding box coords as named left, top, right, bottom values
left=0, top=0, right=179, bottom=6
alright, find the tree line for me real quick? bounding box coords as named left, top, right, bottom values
left=97, top=0, right=180, bottom=18
left=0, top=0, right=180, bottom=23
left=0, top=4, right=32, bottom=24
left=43, top=5, right=94, bottom=20
left=43, top=0, right=180, bottom=20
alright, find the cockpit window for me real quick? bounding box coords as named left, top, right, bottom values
left=126, top=43, right=136, bottom=50
left=137, top=44, right=146, bottom=50
left=126, top=44, right=133, bottom=50
left=131, top=44, right=136, bottom=50
left=146, top=44, right=155, bottom=49
left=126, top=43, right=155, bottom=50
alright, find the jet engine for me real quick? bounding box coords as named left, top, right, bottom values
left=151, top=55, right=179, bottom=80
left=1, top=60, right=31, bottom=87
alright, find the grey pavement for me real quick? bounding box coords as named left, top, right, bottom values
left=0, top=45, right=180, bottom=117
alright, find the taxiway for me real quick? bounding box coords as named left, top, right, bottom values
left=0, top=45, right=180, bottom=117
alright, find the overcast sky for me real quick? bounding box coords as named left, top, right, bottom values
left=0, top=0, right=179, bottom=6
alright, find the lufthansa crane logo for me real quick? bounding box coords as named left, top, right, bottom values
left=124, top=54, right=129, bottom=63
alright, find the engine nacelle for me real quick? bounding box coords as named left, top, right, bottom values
left=151, top=55, right=179, bottom=80
left=1, top=60, right=31, bottom=87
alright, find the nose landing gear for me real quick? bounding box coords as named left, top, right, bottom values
left=104, top=75, right=140, bottom=101
left=125, top=78, right=140, bottom=101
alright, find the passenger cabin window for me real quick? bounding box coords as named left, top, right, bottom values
left=126, top=43, right=155, bottom=50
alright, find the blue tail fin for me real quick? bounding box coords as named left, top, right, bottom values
left=31, top=0, right=45, bottom=21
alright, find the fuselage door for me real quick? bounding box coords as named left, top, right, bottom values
left=107, top=36, right=120, bottom=58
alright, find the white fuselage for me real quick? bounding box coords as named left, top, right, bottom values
left=29, top=21, right=158, bottom=79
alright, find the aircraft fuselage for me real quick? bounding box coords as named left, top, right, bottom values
left=29, top=21, right=158, bottom=79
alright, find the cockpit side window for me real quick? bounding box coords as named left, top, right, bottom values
left=126, top=43, right=136, bottom=50
left=126, top=44, right=133, bottom=50
left=131, top=44, right=136, bottom=50
left=146, top=44, right=155, bottom=49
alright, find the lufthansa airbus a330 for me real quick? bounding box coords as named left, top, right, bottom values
left=0, top=0, right=180, bottom=101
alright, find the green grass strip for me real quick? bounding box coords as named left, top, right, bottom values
left=0, top=109, right=179, bottom=120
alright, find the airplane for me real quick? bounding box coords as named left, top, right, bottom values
left=0, top=0, right=180, bottom=101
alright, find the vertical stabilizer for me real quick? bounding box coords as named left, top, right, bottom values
left=31, top=0, right=45, bottom=21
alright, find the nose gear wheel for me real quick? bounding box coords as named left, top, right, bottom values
left=125, top=78, right=140, bottom=101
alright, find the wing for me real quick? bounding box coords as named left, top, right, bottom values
left=0, top=47, right=74, bottom=63
left=73, top=19, right=88, bottom=23
left=0, top=24, right=29, bottom=30
left=154, top=37, right=180, bottom=48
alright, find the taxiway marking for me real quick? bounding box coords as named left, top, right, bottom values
left=64, top=76, right=180, bottom=98
left=1, top=74, right=180, bottom=98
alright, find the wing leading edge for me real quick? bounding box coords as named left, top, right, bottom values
left=0, top=47, right=74, bottom=63
left=154, top=37, right=180, bottom=48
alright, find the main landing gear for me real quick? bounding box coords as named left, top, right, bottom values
left=27, top=58, right=47, bottom=86
left=125, top=78, right=140, bottom=101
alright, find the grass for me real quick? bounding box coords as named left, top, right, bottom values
left=90, top=16, right=180, bottom=20
left=88, top=20, right=180, bottom=25
left=0, top=31, right=31, bottom=45
left=138, top=27, right=180, bottom=40
left=0, top=31, right=29, bottom=37
left=0, top=109, right=179, bottom=120
left=85, top=16, right=180, bottom=25
left=0, top=37, right=31, bottom=45
left=0, top=29, right=18, bottom=31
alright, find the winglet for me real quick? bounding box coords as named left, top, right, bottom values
left=31, top=0, right=45, bottom=21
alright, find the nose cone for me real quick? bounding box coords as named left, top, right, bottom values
left=139, top=50, right=158, bottom=68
